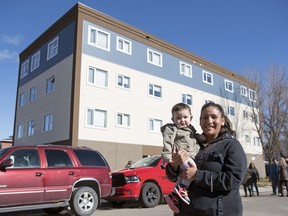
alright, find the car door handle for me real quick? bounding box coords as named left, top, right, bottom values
left=35, top=172, right=43, bottom=177
left=69, top=171, right=75, bottom=176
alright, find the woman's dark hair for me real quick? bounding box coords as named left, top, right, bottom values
left=201, top=102, right=236, bottom=137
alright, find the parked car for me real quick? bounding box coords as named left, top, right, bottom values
left=0, top=145, right=113, bottom=216
left=104, top=155, right=174, bottom=208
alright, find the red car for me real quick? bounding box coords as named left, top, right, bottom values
left=0, top=145, right=113, bottom=216
left=104, top=155, right=174, bottom=208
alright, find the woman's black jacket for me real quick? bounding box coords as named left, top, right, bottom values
left=166, top=133, right=247, bottom=216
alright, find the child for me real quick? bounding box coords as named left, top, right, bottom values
left=161, top=103, right=199, bottom=213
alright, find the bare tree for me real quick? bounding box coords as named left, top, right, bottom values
left=245, top=64, right=288, bottom=164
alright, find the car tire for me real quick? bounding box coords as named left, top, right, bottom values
left=43, top=207, right=65, bottom=215
left=140, top=182, right=161, bottom=208
left=69, top=186, right=98, bottom=216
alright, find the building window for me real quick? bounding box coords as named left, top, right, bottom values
left=180, top=62, right=192, bottom=78
left=117, top=112, right=131, bottom=127
left=19, top=92, right=26, bottom=107
left=116, top=36, right=132, bottom=55
left=149, top=83, right=162, bottom=98
left=244, top=134, right=250, bottom=143
left=47, top=37, right=58, bottom=60
left=88, top=26, right=110, bottom=51
left=29, top=86, right=37, bottom=102
left=86, top=108, right=107, bottom=128
left=225, top=79, right=234, bottom=93
left=248, top=89, right=257, bottom=102
left=202, top=70, right=213, bottom=85
left=228, top=106, right=235, bottom=116
left=149, top=118, right=162, bottom=133
left=21, top=60, right=29, bottom=78
left=43, top=113, right=53, bottom=132
left=243, top=110, right=249, bottom=119
left=182, top=93, right=192, bottom=105
left=240, top=86, right=247, bottom=97
left=147, top=48, right=162, bottom=67
left=253, top=137, right=260, bottom=146
left=31, top=51, right=40, bottom=71
left=117, top=74, right=130, bottom=89
left=16, top=124, right=24, bottom=139
left=88, top=67, right=108, bottom=88
left=27, top=120, right=35, bottom=136
left=46, top=75, right=55, bottom=94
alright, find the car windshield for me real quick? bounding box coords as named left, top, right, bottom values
left=0, top=148, right=10, bottom=159
left=130, top=156, right=161, bottom=168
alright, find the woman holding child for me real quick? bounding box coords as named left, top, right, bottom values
left=166, top=102, right=247, bottom=216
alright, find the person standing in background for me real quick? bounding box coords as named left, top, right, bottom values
left=268, top=158, right=278, bottom=195
left=278, top=157, right=288, bottom=197
left=249, top=162, right=260, bottom=196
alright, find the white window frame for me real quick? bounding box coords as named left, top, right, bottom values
left=27, top=119, right=35, bottom=136
left=228, top=106, right=235, bottom=116
left=88, top=26, right=110, bottom=51
left=182, top=93, right=192, bottom=105
left=31, top=51, right=40, bottom=71
left=19, top=92, right=26, bottom=107
left=46, top=75, right=55, bottom=94
left=147, top=48, right=162, bottom=67
left=117, top=74, right=130, bottom=89
left=148, top=83, right=162, bottom=98
left=116, top=36, right=132, bottom=55
left=21, top=60, right=29, bottom=78
left=47, top=37, right=58, bottom=60
left=29, top=86, right=37, bottom=102
left=43, top=113, right=53, bottom=132
left=16, top=124, right=24, bottom=139
left=86, top=107, right=107, bottom=128
left=148, top=118, right=162, bottom=133
left=224, top=79, right=234, bottom=93
left=87, top=66, right=108, bottom=88
left=248, top=89, right=257, bottom=102
left=240, top=86, right=247, bottom=97
left=116, top=112, right=131, bottom=127
left=202, top=70, right=213, bottom=85
left=180, top=62, right=192, bottom=78
left=253, top=137, right=260, bottom=146
left=244, top=134, right=251, bottom=143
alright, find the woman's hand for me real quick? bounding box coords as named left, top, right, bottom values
left=183, top=166, right=197, bottom=181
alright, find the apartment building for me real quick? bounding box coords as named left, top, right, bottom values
left=14, top=3, right=264, bottom=173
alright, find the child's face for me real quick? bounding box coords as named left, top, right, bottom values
left=172, top=108, right=192, bottom=127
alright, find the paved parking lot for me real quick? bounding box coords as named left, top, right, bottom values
left=1, top=186, right=288, bottom=216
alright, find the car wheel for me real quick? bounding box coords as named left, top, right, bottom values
left=110, top=200, right=126, bottom=208
left=43, top=207, right=65, bottom=215
left=69, top=186, right=98, bottom=216
left=140, top=182, right=161, bottom=208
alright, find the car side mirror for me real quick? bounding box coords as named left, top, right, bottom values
left=160, top=162, right=167, bottom=169
left=0, top=159, right=13, bottom=170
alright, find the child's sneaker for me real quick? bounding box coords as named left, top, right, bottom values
left=174, top=184, right=190, bottom=205
left=164, top=193, right=180, bottom=214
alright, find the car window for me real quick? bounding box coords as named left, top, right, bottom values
left=45, top=149, right=73, bottom=167
left=0, top=148, right=10, bottom=159
left=73, top=149, right=107, bottom=167
left=130, top=156, right=161, bottom=168
left=5, top=149, right=40, bottom=168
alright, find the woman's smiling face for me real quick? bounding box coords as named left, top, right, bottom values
left=200, top=106, right=224, bottom=142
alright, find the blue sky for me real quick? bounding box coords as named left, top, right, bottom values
left=0, top=0, right=287, bottom=140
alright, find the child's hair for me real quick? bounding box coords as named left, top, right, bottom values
left=171, top=103, right=192, bottom=116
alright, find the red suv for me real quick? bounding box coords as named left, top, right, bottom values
left=0, top=145, right=113, bottom=216
left=104, top=155, right=174, bottom=208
